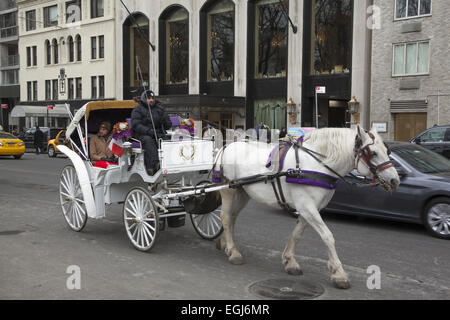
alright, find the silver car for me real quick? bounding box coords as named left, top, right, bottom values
left=326, top=142, right=450, bottom=239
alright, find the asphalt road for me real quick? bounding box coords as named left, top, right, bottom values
left=0, top=154, right=449, bottom=300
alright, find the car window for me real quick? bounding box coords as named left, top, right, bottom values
left=445, top=128, right=450, bottom=142
left=0, top=133, right=15, bottom=139
left=394, top=146, right=450, bottom=174
left=420, top=127, right=446, bottom=143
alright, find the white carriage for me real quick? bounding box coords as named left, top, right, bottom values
left=58, top=101, right=224, bottom=251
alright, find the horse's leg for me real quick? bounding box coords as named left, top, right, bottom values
left=282, top=215, right=308, bottom=275
left=299, top=205, right=350, bottom=289
left=217, top=188, right=250, bottom=265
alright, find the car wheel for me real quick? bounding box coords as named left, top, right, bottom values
left=13, top=155, right=22, bottom=160
left=423, top=197, right=450, bottom=239
left=48, top=146, right=56, bottom=158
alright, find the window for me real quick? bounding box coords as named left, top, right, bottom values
left=44, top=5, right=58, bottom=28
left=76, top=77, right=82, bottom=99
left=45, top=80, right=51, bottom=100
left=91, top=0, right=104, bottom=18
left=27, top=82, right=32, bottom=101
left=68, top=36, right=74, bottom=62
left=32, top=81, right=38, bottom=101
left=163, top=7, right=189, bottom=85
left=99, top=75, right=104, bottom=98
left=52, top=39, right=59, bottom=64
left=206, top=1, right=234, bottom=82
left=91, top=76, right=97, bottom=98
left=26, top=47, right=31, bottom=67
left=393, top=41, right=429, bottom=76
left=310, top=0, right=353, bottom=75
left=395, top=0, right=431, bottom=20
left=99, top=35, right=104, bottom=58
left=76, top=35, right=82, bottom=61
left=255, top=0, right=288, bottom=79
left=68, top=78, right=74, bottom=99
left=419, top=127, right=446, bottom=143
left=91, top=36, right=97, bottom=59
left=52, top=79, right=59, bottom=100
left=46, top=40, right=51, bottom=64
left=26, top=10, right=36, bottom=31
left=32, top=46, right=37, bottom=66
left=66, top=0, right=82, bottom=23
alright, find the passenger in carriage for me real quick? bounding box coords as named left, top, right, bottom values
left=131, top=90, right=172, bottom=176
left=90, top=122, right=117, bottom=169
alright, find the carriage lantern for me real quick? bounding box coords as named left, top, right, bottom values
left=286, top=98, right=297, bottom=125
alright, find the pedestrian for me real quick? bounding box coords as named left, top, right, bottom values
left=280, top=127, right=287, bottom=139
left=131, top=90, right=172, bottom=176
left=34, top=126, right=44, bottom=155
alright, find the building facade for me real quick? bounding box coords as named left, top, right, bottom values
left=16, top=0, right=116, bottom=128
left=371, top=0, right=449, bottom=141
left=116, top=0, right=373, bottom=132
left=0, top=0, right=20, bottom=131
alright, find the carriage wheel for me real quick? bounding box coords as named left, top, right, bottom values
left=123, top=187, right=159, bottom=252
left=59, top=165, right=88, bottom=232
left=190, top=206, right=223, bottom=240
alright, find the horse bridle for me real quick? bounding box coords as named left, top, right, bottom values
left=354, top=132, right=394, bottom=184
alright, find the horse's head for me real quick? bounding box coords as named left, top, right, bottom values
left=354, top=124, right=400, bottom=192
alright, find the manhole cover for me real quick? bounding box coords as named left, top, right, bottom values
left=249, top=278, right=325, bottom=300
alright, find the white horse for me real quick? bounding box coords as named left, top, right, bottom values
left=215, top=125, right=400, bottom=289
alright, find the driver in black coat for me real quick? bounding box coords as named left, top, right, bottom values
left=131, top=90, right=172, bottom=175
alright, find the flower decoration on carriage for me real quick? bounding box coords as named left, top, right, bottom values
left=109, top=122, right=133, bottom=157
left=179, top=118, right=196, bottom=136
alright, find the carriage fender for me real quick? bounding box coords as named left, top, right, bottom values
left=58, top=145, right=97, bottom=219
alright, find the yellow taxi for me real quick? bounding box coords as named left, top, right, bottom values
left=47, top=130, right=67, bottom=158
left=0, top=132, right=25, bottom=159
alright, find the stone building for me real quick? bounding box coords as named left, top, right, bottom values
left=371, top=0, right=449, bottom=141
left=16, top=0, right=116, bottom=128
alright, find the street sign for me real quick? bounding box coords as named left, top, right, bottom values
left=47, top=105, right=54, bottom=110
left=1, top=104, right=8, bottom=109
left=315, top=86, right=326, bottom=94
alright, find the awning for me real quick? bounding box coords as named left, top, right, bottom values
left=11, top=105, right=71, bottom=118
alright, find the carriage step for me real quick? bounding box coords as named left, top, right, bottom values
left=167, top=215, right=186, bottom=228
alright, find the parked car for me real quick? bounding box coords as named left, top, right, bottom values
left=325, top=142, right=450, bottom=239
left=22, top=127, right=65, bottom=152
left=0, top=132, right=26, bottom=159
left=410, top=125, right=450, bottom=159
left=47, top=130, right=68, bottom=158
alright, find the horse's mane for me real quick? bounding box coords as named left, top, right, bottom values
left=303, top=128, right=356, bottom=172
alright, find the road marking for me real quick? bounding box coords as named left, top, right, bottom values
left=1, top=167, right=59, bottom=176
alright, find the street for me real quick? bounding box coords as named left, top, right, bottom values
left=0, top=154, right=449, bottom=300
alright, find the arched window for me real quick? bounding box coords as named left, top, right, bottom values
left=75, top=35, right=82, bottom=61
left=123, top=13, right=149, bottom=99
left=52, top=39, right=58, bottom=64
left=45, top=40, right=51, bottom=65
left=159, top=6, right=189, bottom=90
left=202, top=0, right=235, bottom=83
left=68, top=36, right=74, bottom=62
left=254, top=0, right=288, bottom=79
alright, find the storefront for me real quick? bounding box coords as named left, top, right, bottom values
left=11, top=104, right=71, bottom=129
left=301, top=0, right=353, bottom=128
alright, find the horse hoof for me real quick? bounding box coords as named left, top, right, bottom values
left=333, top=279, right=351, bottom=290
left=229, top=255, right=244, bottom=265
left=216, top=239, right=223, bottom=251
left=286, top=267, right=303, bottom=276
